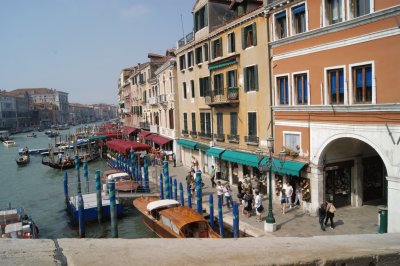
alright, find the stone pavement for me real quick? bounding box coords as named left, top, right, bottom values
left=148, top=162, right=379, bottom=237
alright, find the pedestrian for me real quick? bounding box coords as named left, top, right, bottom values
left=172, top=153, right=176, bottom=167
left=251, top=176, right=259, bottom=195
left=318, top=203, right=327, bottom=231
left=254, top=190, right=264, bottom=222
left=210, top=165, right=216, bottom=187
left=325, top=199, right=336, bottom=229
left=280, top=189, right=287, bottom=214
left=243, top=190, right=254, bottom=218
left=224, top=183, right=233, bottom=208
left=216, top=181, right=224, bottom=206
left=186, top=171, right=193, bottom=187
left=293, top=182, right=303, bottom=206
left=58, top=152, right=63, bottom=164
left=237, top=180, right=244, bottom=203
left=286, top=182, right=293, bottom=208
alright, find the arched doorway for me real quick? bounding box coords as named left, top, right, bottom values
left=319, top=137, right=387, bottom=208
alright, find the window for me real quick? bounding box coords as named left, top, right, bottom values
left=182, top=82, right=187, bottom=99
left=328, top=68, right=344, bottom=104
left=230, top=112, right=238, bottom=135
left=188, top=51, right=194, bottom=68
left=228, top=32, right=235, bottom=53
left=200, top=112, right=211, bottom=134
left=214, top=74, right=224, bottom=96
left=216, top=113, right=223, bottom=134
left=242, top=23, right=257, bottom=48
left=226, top=70, right=237, bottom=88
left=195, top=47, right=203, bottom=64
left=191, top=113, right=196, bottom=132
left=244, top=65, right=258, bottom=92
left=194, top=4, right=208, bottom=32
left=190, top=80, right=195, bottom=98
left=169, top=109, right=174, bottom=129
left=212, top=38, right=222, bottom=59
left=248, top=112, right=257, bottom=136
left=183, top=113, right=188, bottom=131
left=284, top=133, right=300, bottom=150
left=277, top=76, right=289, bottom=105
left=350, top=0, right=371, bottom=18
left=352, top=64, right=372, bottom=104
left=199, top=77, right=210, bottom=97
left=206, top=113, right=211, bottom=134
left=179, top=55, right=186, bottom=70
left=325, top=0, right=343, bottom=25
left=292, top=4, right=306, bottom=34
left=275, top=11, right=287, bottom=39
left=204, top=43, right=209, bottom=62
left=294, top=73, right=308, bottom=105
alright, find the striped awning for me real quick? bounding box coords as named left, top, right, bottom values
left=208, top=59, right=237, bottom=71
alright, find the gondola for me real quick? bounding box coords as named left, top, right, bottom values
left=41, top=154, right=99, bottom=170
left=16, top=155, right=30, bottom=166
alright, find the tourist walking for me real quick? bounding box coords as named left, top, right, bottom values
left=293, top=182, right=303, bottom=206
left=280, top=189, right=287, bottom=214
left=318, top=203, right=327, bottom=231
left=210, top=165, right=217, bottom=187
left=325, top=199, right=336, bottom=228
left=286, top=182, right=294, bottom=208
left=237, top=180, right=244, bottom=203
left=254, top=191, right=264, bottom=222
left=216, top=181, right=224, bottom=205
left=224, top=183, right=233, bottom=208
left=243, top=190, right=254, bottom=218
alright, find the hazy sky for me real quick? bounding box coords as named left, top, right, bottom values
left=0, top=0, right=194, bottom=105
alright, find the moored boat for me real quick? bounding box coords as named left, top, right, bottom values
left=0, top=207, right=39, bottom=239
left=104, top=172, right=140, bottom=192
left=3, top=140, right=16, bottom=147
left=41, top=153, right=99, bottom=170
left=16, top=155, right=30, bottom=166
left=133, top=197, right=220, bottom=238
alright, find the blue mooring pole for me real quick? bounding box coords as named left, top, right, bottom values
left=169, top=176, right=173, bottom=199
left=195, top=170, right=202, bottom=215
left=233, top=201, right=239, bottom=238
left=159, top=174, right=164, bottom=200
left=77, top=193, right=85, bottom=238
left=109, top=180, right=118, bottom=238
left=163, top=160, right=170, bottom=199
left=144, top=156, right=149, bottom=192
left=179, top=182, right=184, bottom=206
left=130, top=149, right=135, bottom=179
left=83, top=160, right=89, bottom=193
left=209, top=193, right=214, bottom=229
left=187, top=184, right=192, bottom=209
left=173, top=179, right=178, bottom=201
left=63, top=171, right=68, bottom=206
left=218, top=196, right=224, bottom=238
left=95, top=170, right=102, bottom=224
left=74, top=154, right=81, bottom=194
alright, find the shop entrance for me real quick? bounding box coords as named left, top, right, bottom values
left=362, top=156, right=386, bottom=204
left=325, top=164, right=352, bottom=208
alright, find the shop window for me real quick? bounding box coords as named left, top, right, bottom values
left=214, top=73, right=224, bottom=96
left=274, top=175, right=311, bottom=203
left=292, top=4, right=306, bottom=34
left=243, top=65, right=258, bottom=92
left=277, top=76, right=289, bottom=105
left=212, top=38, right=222, bottom=59
left=242, top=23, right=257, bottom=48
left=350, top=0, right=371, bottom=18
left=327, top=68, right=344, bottom=104
left=352, top=64, right=372, bottom=104
left=294, top=73, right=308, bottom=105
left=275, top=11, right=287, bottom=40
left=325, top=165, right=352, bottom=207
left=325, top=0, right=343, bottom=25
left=228, top=32, right=235, bottom=53
left=195, top=46, right=203, bottom=65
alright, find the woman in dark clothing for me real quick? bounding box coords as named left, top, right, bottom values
left=243, top=190, right=254, bottom=217
left=237, top=181, right=244, bottom=202
left=318, top=203, right=327, bottom=231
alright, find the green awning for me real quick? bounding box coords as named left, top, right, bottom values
left=86, top=135, right=106, bottom=141
left=206, top=147, right=225, bottom=157
left=208, top=59, right=237, bottom=70
left=221, top=150, right=260, bottom=167
left=177, top=139, right=197, bottom=150
left=196, top=143, right=210, bottom=151
left=260, top=158, right=306, bottom=177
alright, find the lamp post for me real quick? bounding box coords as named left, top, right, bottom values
left=256, top=136, right=286, bottom=232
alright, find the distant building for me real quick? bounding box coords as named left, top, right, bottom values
left=0, top=91, right=17, bottom=130
left=69, top=103, right=95, bottom=125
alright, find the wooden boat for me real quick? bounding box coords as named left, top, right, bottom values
left=16, top=155, right=30, bottom=166
left=0, top=207, right=39, bottom=239
left=41, top=153, right=99, bottom=170
left=104, top=172, right=139, bottom=192
left=133, top=197, right=220, bottom=238
left=3, top=140, right=16, bottom=147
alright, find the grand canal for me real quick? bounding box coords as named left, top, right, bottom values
left=0, top=127, right=156, bottom=239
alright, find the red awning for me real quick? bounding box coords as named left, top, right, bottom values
left=121, top=126, right=138, bottom=135
left=145, top=134, right=155, bottom=141
left=151, top=135, right=172, bottom=146
left=106, top=140, right=151, bottom=154
left=138, top=130, right=152, bottom=138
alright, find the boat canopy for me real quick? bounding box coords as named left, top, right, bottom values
left=159, top=206, right=207, bottom=229
left=107, top=172, right=130, bottom=181
left=146, top=199, right=180, bottom=212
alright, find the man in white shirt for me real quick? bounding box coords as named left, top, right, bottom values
left=286, top=182, right=294, bottom=208
left=216, top=181, right=224, bottom=206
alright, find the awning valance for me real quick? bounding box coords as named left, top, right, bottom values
left=208, top=59, right=237, bottom=71
left=177, top=139, right=197, bottom=150
left=206, top=147, right=225, bottom=158
left=121, top=126, right=138, bottom=135
left=196, top=143, right=210, bottom=151
left=151, top=135, right=172, bottom=146
left=138, top=130, right=152, bottom=138
left=106, top=140, right=151, bottom=154
left=260, top=158, right=307, bottom=177
left=221, top=150, right=260, bottom=167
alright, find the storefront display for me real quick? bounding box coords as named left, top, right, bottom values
left=325, top=164, right=352, bottom=207
left=274, top=175, right=311, bottom=203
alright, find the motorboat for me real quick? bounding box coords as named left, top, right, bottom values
left=133, top=197, right=220, bottom=238
left=103, top=172, right=139, bottom=192
left=3, top=140, right=16, bottom=147
left=0, top=207, right=39, bottom=239
left=16, top=155, right=30, bottom=166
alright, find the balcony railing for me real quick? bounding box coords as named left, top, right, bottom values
left=205, top=87, right=239, bottom=106
left=140, top=122, right=150, bottom=130
left=178, top=31, right=194, bottom=48
left=244, top=135, right=259, bottom=145
left=214, top=133, right=225, bottom=142
left=198, top=131, right=212, bottom=139
left=227, top=134, right=240, bottom=143
left=190, top=131, right=197, bottom=137
left=159, top=94, right=167, bottom=103
left=182, top=129, right=189, bottom=136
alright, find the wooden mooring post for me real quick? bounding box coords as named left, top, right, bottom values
left=109, top=181, right=118, bottom=238
left=233, top=202, right=239, bottom=238
left=63, top=171, right=68, bottom=206
left=74, top=154, right=81, bottom=194
left=218, top=196, right=224, bottom=238
left=209, top=193, right=214, bottom=229
left=173, top=179, right=178, bottom=201
left=187, top=184, right=192, bottom=209
left=179, top=182, right=184, bottom=206
left=163, top=160, right=170, bottom=199
left=159, top=174, right=164, bottom=200
left=78, top=193, right=85, bottom=238
left=195, top=170, right=202, bottom=215
left=95, top=170, right=102, bottom=223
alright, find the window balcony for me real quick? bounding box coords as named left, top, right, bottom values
left=205, top=87, right=239, bottom=107
left=244, top=135, right=259, bottom=145
left=227, top=134, right=240, bottom=143
left=198, top=131, right=212, bottom=139
left=214, top=133, right=225, bottom=142
left=182, top=129, right=189, bottom=136
left=190, top=131, right=197, bottom=137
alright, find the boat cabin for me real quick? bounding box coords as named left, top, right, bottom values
left=146, top=199, right=181, bottom=220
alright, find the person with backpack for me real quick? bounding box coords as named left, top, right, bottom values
left=325, top=199, right=336, bottom=229
left=318, top=202, right=327, bottom=231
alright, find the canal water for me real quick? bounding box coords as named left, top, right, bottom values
left=0, top=127, right=156, bottom=239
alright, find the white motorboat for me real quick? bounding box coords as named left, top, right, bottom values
left=3, top=140, right=16, bottom=147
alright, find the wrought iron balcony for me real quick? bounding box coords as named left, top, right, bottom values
left=205, top=87, right=239, bottom=107
left=190, top=131, right=197, bottom=137
left=182, top=129, right=189, bottom=136
left=139, top=122, right=150, bottom=130
left=214, top=133, right=225, bottom=142
left=198, top=131, right=212, bottom=139
left=227, top=134, right=240, bottom=143
left=244, top=135, right=259, bottom=145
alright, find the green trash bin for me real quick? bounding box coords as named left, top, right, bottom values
left=377, top=205, right=388, bottom=233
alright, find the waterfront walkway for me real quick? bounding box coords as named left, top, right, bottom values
left=148, top=162, right=379, bottom=237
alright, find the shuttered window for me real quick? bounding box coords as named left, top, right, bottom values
left=230, top=112, right=238, bottom=135
left=248, top=112, right=257, bottom=136
left=191, top=113, right=196, bottom=132
left=216, top=113, right=223, bottom=134
left=241, top=23, right=257, bottom=49
left=244, top=65, right=258, bottom=92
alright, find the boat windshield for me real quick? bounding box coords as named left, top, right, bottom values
left=181, top=221, right=210, bottom=238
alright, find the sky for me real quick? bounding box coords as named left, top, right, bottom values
left=0, top=0, right=194, bottom=105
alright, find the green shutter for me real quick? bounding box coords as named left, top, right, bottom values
left=254, top=65, right=259, bottom=91
left=244, top=67, right=248, bottom=92
left=252, top=23, right=257, bottom=46
left=241, top=27, right=245, bottom=49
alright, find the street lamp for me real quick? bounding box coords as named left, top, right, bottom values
left=256, top=136, right=286, bottom=232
